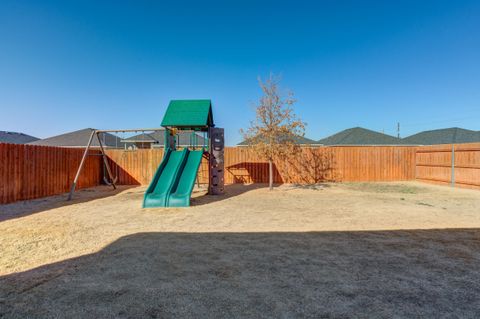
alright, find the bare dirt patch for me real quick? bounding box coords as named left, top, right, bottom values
left=1, top=182, right=480, bottom=318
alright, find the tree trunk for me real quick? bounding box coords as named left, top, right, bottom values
left=269, top=159, right=273, bottom=190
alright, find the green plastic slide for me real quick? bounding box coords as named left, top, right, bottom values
left=143, top=148, right=203, bottom=208
left=168, top=150, right=203, bottom=207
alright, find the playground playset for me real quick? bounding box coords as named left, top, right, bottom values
left=69, top=99, right=224, bottom=207
left=143, top=100, right=224, bottom=207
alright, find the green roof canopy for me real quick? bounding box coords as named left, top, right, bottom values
left=161, top=100, right=214, bottom=130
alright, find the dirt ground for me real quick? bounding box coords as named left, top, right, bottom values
left=1, top=182, right=480, bottom=318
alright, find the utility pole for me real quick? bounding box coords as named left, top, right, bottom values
left=397, top=122, right=400, bottom=139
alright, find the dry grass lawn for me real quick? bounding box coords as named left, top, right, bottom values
left=1, top=182, right=480, bottom=318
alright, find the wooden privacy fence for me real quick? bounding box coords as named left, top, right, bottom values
left=224, top=146, right=416, bottom=183
left=415, top=143, right=480, bottom=189
left=0, top=143, right=102, bottom=204
left=1, top=143, right=479, bottom=205
left=104, top=146, right=417, bottom=186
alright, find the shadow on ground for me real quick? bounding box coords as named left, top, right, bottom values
left=284, top=183, right=332, bottom=190
left=191, top=183, right=270, bottom=206
left=191, top=183, right=332, bottom=207
left=0, top=185, right=135, bottom=223
left=1, top=229, right=480, bottom=318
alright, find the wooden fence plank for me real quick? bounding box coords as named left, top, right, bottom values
left=0, top=144, right=6, bottom=204
left=415, top=143, right=480, bottom=189
left=0, top=144, right=103, bottom=204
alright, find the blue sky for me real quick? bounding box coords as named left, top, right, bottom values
left=1, top=0, right=479, bottom=145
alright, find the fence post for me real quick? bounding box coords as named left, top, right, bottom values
left=451, top=144, right=455, bottom=187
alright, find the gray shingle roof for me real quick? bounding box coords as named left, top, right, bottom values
left=402, top=127, right=480, bottom=145
left=0, top=131, right=39, bottom=144
left=28, top=128, right=124, bottom=148
left=123, top=130, right=208, bottom=147
left=318, top=127, right=403, bottom=145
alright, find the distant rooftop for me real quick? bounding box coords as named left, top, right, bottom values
left=318, top=127, right=403, bottom=145
left=0, top=131, right=39, bottom=144
left=402, top=127, right=480, bottom=145
left=122, top=130, right=207, bottom=147
left=28, top=128, right=124, bottom=148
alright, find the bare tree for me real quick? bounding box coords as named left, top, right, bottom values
left=241, top=74, right=306, bottom=190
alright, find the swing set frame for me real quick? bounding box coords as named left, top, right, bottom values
left=67, top=128, right=166, bottom=201
left=68, top=127, right=210, bottom=201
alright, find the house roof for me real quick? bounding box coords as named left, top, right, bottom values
left=161, top=100, right=214, bottom=129
left=402, top=127, right=480, bottom=145
left=122, top=130, right=207, bottom=147
left=0, top=131, right=39, bottom=144
left=318, top=127, right=403, bottom=145
left=237, top=135, right=320, bottom=146
left=28, top=128, right=124, bottom=148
